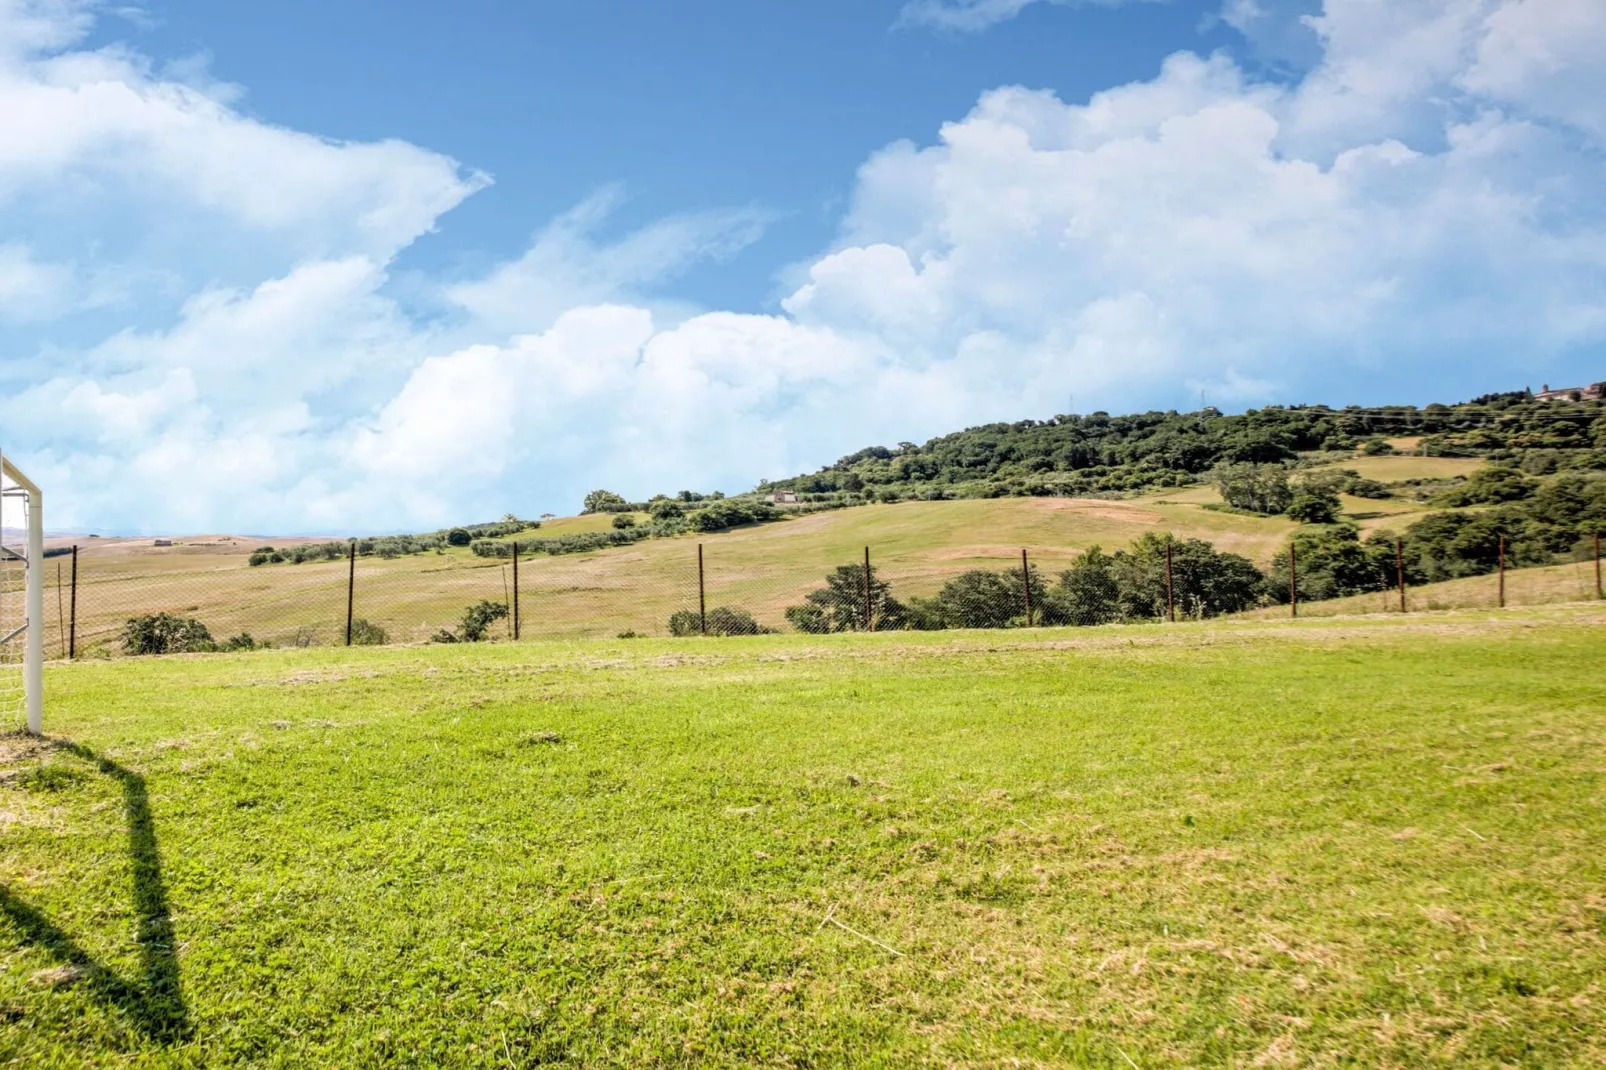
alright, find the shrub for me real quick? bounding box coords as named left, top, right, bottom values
left=649, top=499, right=684, bottom=521
left=612, top=514, right=638, bottom=529
left=1439, top=466, right=1536, bottom=506
left=460, top=601, right=509, bottom=642
left=349, top=618, right=389, bottom=646
left=689, top=499, right=782, bottom=533
left=1287, top=492, right=1341, bottom=524
left=248, top=547, right=286, bottom=566
left=446, top=528, right=472, bottom=547
left=915, top=568, right=1046, bottom=629
left=1347, top=477, right=1392, bottom=499
left=1111, top=533, right=1266, bottom=619
left=1268, top=525, right=1393, bottom=603
left=218, top=633, right=259, bottom=652
left=785, top=563, right=905, bottom=632
left=1052, top=546, right=1121, bottom=626
left=122, top=613, right=215, bottom=655
left=668, top=606, right=774, bottom=636
left=432, top=600, right=509, bottom=643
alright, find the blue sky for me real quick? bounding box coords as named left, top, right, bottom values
left=2, top=0, right=1604, bottom=532
left=85, top=0, right=1240, bottom=311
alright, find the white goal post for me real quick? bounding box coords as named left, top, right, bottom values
left=0, top=449, right=43, bottom=735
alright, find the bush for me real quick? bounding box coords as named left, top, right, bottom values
left=1347, top=477, right=1392, bottom=499
left=349, top=618, right=389, bottom=646
left=668, top=606, right=773, bottom=636
left=1268, top=525, right=1393, bottom=603
left=433, top=601, right=509, bottom=643
left=1362, top=438, right=1394, bottom=455
left=612, top=514, right=638, bottom=529
left=122, top=613, right=215, bottom=655
left=218, top=633, right=259, bottom=652
left=689, top=499, right=782, bottom=533
left=446, top=528, right=472, bottom=547
left=1438, top=466, right=1536, bottom=506
left=1051, top=546, right=1121, bottom=626
left=1111, top=533, right=1265, bottom=619
left=785, top=563, right=905, bottom=632
left=649, top=499, right=684, bottom=521
left=909, top=568, right=1048, bottom=629
left=1287, top=492, right=1341, bottom=524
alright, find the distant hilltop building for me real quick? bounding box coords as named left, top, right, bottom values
left=770, top=490, right=800, bottom=504
left=1533, top=382, right=1604, bottom=402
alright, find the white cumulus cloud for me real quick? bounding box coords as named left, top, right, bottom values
left=3, top=0, right=1605, bottom=532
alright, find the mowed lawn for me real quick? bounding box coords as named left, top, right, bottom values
left=3, top=609, right=1604, bottom=1067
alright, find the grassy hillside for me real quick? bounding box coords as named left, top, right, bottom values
left=48, top=494, right=1310, bottom=650
left=4, top=609, right=1605, bottom=1066
left=1239, top=558, right=1604, bottom=619
left=45, top=448, right=1606, bottom=651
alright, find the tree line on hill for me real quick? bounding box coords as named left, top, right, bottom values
left=759, top=389, right=1606, bottom=502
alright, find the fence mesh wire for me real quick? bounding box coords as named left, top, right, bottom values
left=1, top=483, right=28, bottom=723
left=31, top=526, right=1606, bottom=660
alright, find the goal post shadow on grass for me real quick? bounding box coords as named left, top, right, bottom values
left=0, top=738, right=190, bottom=1043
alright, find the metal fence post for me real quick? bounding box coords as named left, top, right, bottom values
left=1021, top=548, right=1033, bottom=627
left=68, top=545, right=77, bottom=660
left=345, top=541, right=356, bottom=646
left=1498, top=535, right=1505, bottom=609
left=55, top=561, right=65, bottom=659
left=1165, top=541, right=1175, bottom=623
left=1289, top=544, right=1297, bottom=618
left=1596, top=533, right=1602, bottom=600
left=512, top=541, right=520, bottom=640
left=1396, top=538, right=1406, bottom=613
left=698, top=543, right=706, bottom=635
left=863, top=546, right=873, bottom=632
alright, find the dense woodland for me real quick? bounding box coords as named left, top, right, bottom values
left=759, top=389, right=1606, bottom=501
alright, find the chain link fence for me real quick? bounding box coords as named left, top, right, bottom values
left=32, top=528, right=1606, bottom=660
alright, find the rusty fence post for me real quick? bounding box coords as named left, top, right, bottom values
left=511, top=541, right=520, bottom=640
left=55, top=561, right=65, bottom=659
left=345, top=541, right=356, bottom=647
left=68, top=545, right=78, bottom=659
left=863, top=546, right=874, bottom=632
left=698, top=543, right=707, bottom=635
left=1021, top=548, right=1033, bottom=627
left=1165, top=541, right=1175, bottom=623
left=1289, top=544, right=1297, bottom=618
left=1396, top=538, right=1406, bottom=613
left=1498, top=535, right=1505, bottom=609
left=1596, top=533, right=1602, bottom=600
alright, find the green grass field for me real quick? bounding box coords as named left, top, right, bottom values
left=4, top=607, right=1604, bottom=1066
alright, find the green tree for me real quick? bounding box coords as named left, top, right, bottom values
left=583, top=489, right=628, bottom=514
left=1051, top=546, right=1121, bottom=626
left=1287, top=490, right=1341, bottom=524
left=446, top=528, right=472, bottom=547
left=1268, top=525, right=1392, bottom=603
left=612, top=513, right=638, bottom=529
left=1112, top=533, right=1265, bottom=619
left=1212, top=464, right=1294, bottom=515
left=786, top=563, right=905, bottom=632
